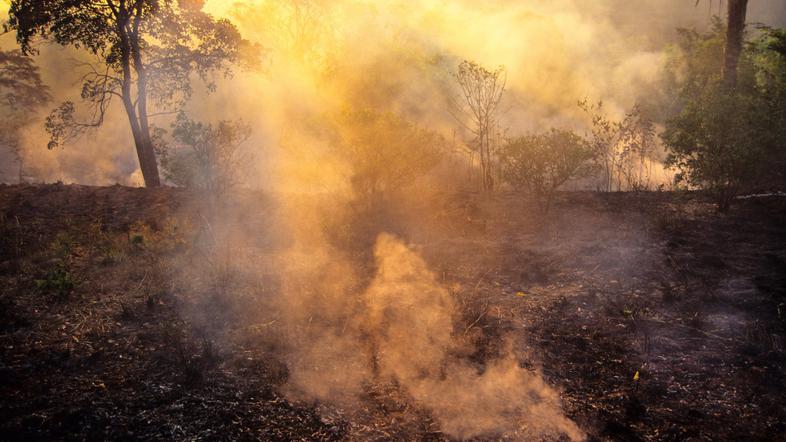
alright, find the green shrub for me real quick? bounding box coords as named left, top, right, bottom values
left=500, top=128, right=595, bottom=213
left=661, top=23, right=786, bottom=210
left=35, top=267, right=76, bottom=298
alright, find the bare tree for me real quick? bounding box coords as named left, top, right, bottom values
left=578, top=100, right=617, bottom=192
left=618, top=105, right=656, bottom=191
left=579, top=100, right=657, bottom=192
left=281, top=0, right=333, bottom=65
left=453, top=60, right=506, bottom=192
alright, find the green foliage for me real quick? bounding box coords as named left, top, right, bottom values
left=157, top=113, right=252, bottom=190
left=662, top=23, right=786, bottom=210
left=35, top=267, right=76, bottom=298
left=35, top=231, right=79, bottom=298
left=663, top=86, right=767, bottom=210
left=500, top=128, right=595, bottom=213
left=753, top=27, right=786, bottom=183
left=7, top=0, right=259, bottom=154
left=130, top=232, right=145, bottom=246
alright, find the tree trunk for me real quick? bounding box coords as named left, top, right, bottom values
left=128, top=11, right=161, bottom=188
left=480, top=120, right=495, bottom=192
left=119, top=88, right=160, bottom=187
left=116, top=13, right=161, bottom=188
left=723, top=0, right=748, bottom=88
left=133, top=132, right=161, bottom=188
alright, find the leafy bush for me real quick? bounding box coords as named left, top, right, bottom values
left=500, top=128, right=595, bottom=213
left=662, top=23, right=786, bottom=210
left=34, top=231, right=80, bottom=298
left=157, top=113, right=252, bottom=191
left=330, top=109, right=444, bottom=205
left=663, top=87, right=767, bottom=210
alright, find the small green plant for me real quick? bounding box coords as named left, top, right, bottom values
left=127, top=221, right=151, bottom=252
left=35, top=267, right=76, bottom=298
left=34, top=230, right=80, bottom=298
left=130, top=233, right=144, bottom=245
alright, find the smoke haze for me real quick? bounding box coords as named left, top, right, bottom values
left=2, top=0, right=785, bottom=184
left=3, top=0, right=786, bottom=439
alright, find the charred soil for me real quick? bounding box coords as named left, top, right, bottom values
left=1, top=184, right=785, bottom=441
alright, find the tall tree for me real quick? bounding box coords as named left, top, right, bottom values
left=661, top=22, right=786, bottom=211
left=723, top=0, right=748, bottom=87
left=694, top=0, right=749, bottom=86
left=6, top=0, right=257, bottom=187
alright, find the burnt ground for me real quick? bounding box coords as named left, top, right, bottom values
left=1, top=184, right=785, bottom=441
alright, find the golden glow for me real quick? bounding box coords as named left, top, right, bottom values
left=206, top=0, right=663, bottom=117
left=184, top=0, right=676, bottom=196
left=6, top=0, right=779, bottom=185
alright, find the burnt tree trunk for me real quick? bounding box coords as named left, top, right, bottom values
left=723, top=0, right=748, bottom=88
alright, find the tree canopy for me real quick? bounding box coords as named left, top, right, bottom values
left=6, top=0, right=258, bottom=186
left=662, top=22, right=786, bottom=209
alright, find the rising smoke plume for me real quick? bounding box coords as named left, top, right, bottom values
left=276, top=230, right=584, bottom=439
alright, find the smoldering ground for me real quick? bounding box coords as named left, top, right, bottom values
left=3, top=184, right=785, bottom=439
left=171, top=186, right=585, bottom=440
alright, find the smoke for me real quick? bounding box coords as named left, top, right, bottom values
left=0, top=34, right=143, bottom=184
left=3, top=0, right=786, bottom=437
left=2, top=0, right=784, bottom=184
left=363, top=234, right=582, bottom=439
left=274, top=228, right=584, bottom=440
